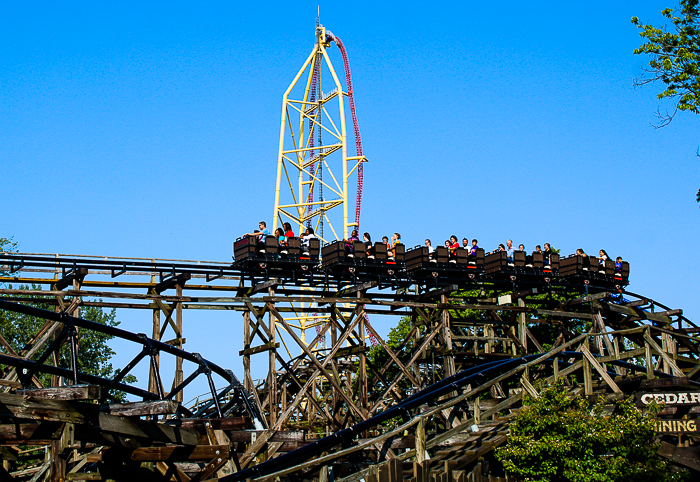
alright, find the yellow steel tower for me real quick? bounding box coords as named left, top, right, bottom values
left=272, top=23, right=367, bottom=242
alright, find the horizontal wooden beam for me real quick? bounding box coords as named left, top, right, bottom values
left=239, top=342, right=280, bottom=357
left=103, top=400, right=179, bottom=417
left=16, top=385, right=101, bottom=401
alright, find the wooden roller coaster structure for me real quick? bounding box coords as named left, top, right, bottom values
left=0, top=251, right=698, bottom=481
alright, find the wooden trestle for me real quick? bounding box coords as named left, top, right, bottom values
left=0, top=253, right=697, bottom=480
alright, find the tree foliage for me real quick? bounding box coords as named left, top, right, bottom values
left=495, top=380, right=688, bottom=482
left=633, top=1, right=700, bottom=204
left=633, top=0, right=700, bottom=124
left=0, top=288, right=136, bottom=402
left=0, top=236, right=135, bottom=402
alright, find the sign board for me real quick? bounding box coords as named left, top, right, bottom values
left=656, top=419, right=700, bottom=434
left=636, top=392, right=700, bottom=407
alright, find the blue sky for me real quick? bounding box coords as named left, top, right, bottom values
left=2, top=2, right=698, bottom=393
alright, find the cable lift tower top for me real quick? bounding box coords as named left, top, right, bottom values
left=272, top=19, right=368, bottom=243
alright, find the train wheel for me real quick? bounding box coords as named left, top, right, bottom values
left=348, top=267, right=356, bottom=273
left=431, top=272, right=439, bottom=278
left=544, top=277, right=551, bottom=283
left=584, top=279, right=590, bottom=285
left=468, top=273, right=475, bottom=280
left=259, top=262, right=267, bottom=269
left=387, top=269, right=395, bottom=276
left=300, top=264, right=309, bottom=271
left=509, top=275, right=516, bottom=281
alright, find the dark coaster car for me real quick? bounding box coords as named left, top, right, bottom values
left=559, top=254, right=629, bottom=288
left=484, top=251, right=560, bottom=283
left=233, top=235, right=320, bottom=271
left=321, top=240, right=405, bottom=278
left=405, top=246, right=484, bottom=283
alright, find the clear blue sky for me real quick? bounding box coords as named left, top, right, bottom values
left=2, top=2, right=698, bottom=394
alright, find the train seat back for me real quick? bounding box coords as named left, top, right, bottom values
left=353, top=241, right=367, bottom=259
left=233, top=235, right=257, bottom=261
left=393, top=243, right=405, bottom=262
left=287, top=237, right=301, bottom=258
left=373, top=242, right=388, bottom=260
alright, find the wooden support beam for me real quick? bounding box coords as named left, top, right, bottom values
left=239, top=342, right=280, bottom=357
left=103, top=400, right=179, bottom=417
left=580, top=346, right=622, bottom=394
left=644, top=331, right=685, bottom=378
left=16, top=385, right=101, bottom=401
left=102, top=444, right=228, bottom=462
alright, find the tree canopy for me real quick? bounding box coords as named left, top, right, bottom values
left=495, top=380, right=687, bottom=482
left=633, top=0, right=700, bottom=123
left=632, top=0, right=700, bottom=204
left=0, top=236, right=135, bottom=401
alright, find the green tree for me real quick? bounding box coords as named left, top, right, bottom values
left=632, top=0, right=700, bottom=203
left=496, top=380, right=688, bottom=482
left=0, top=237, right=135, bottom=401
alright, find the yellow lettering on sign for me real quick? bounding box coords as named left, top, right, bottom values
left=688, top=421, right=697, bottom=431
left=662, top=421, right=673, bottom=431
left=678, top=421, right=687, bottom=431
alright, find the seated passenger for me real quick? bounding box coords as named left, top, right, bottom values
left=363, top=233, right=373, bottom=256
left=382, top=236, right=390, bottom=253
left=275, top=228, right=286, bottom=244
left=518, top=244, right=525, bottom=252
left=598, top=249, right=610, bottom=266
left=462, top=238, right=470, bottom=249
left=534, top=245, right=542, bottom=255
left=344, top=229, right=360, bottom=255
left=448, top=235, right=459, bottom=259
left=301, top=227, right=316, bottom=249
left=469, top=239, right=479, bottom=258
left=283, top=222, right=295, bottom=239
left=245, top=221, right=270, bottom=244
left=615, top=256, right=623, bottom=273
left=542, top=243, right=552, bottom=265
left=389, top=233, right=402, bottom=259
left=506, top=239, right=514, bottom=262
left=425, top=239, right=435, bottom=259
left=576, top=248, right=590, bottom=268
left=497, top=243, right=506, bottom=253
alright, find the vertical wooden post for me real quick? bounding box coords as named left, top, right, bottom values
left=268, top=287, right=277, bottom=426
left=518, top=298, right=527, bottom=353
left=149, top=301, right=161, bottom=395
left=174, top=283, right=184, bottom=403
left=358, top=293, right=368, bottom=418
left=583, top=337, right=593, bottom=396
left=645, top=340, right=654, bottom=380
left=243, top=311, right=252, bottom=392
left=416, top=417, right=426, bottom=463
left=441, top=295, right=455, bottom=380
left=553, top=357, right=559, bottom=381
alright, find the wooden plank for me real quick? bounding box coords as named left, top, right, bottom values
left=97, top=413, right=200, bottom=446
left=179, top=417, right=249, bottom=431
left=16, top=385, right=101, bottom=401
left=104, top=444, right=228, bottom=462
left=0, top=393, right=93, bottom=423
left=0, top=421, right=64, bottom=443
left=103, top=400, right=179, bottom=417
left=238, top=342, right=280, bottom=356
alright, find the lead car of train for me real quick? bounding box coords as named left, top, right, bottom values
left=232, top=235, right=630, bottom=290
